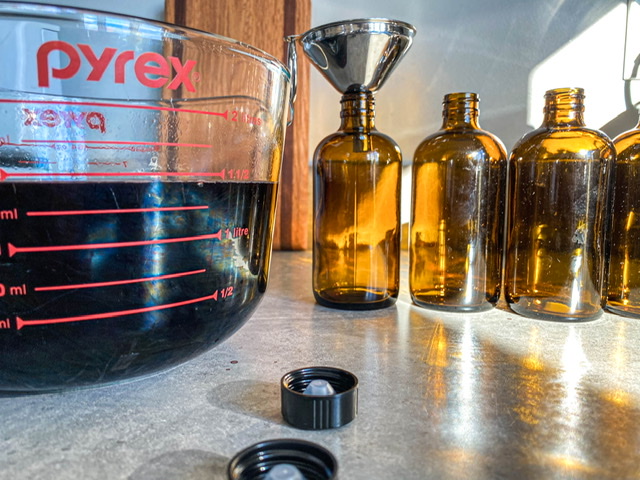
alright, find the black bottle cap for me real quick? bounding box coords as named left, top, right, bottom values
left=227, top=438, right=337, bottom=480
left=281, top=366, right=358, bottom=430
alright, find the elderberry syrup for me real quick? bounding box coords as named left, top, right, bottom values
left=0, top=180, right=277, bottom=391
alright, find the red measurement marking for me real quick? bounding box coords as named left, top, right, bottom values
left=15, top=290, right=219, bottom=330
left=34, top=268, right=206, bottom=292
left=26, top=205, right=208, bottom=217
left=18, top=160, right=58, bottom=165
left=0, top=135, right=31, bottom=148
left=21, top=139, right=212, bottom=149
left=0, top=98, right=229, bottom=119
left=0, top=168, right=226, bottom=181
left=220, top=286, right=234, bottom=298
left=7, top=230, right=222, bottom=257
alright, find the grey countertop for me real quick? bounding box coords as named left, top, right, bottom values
left=2, top=251, right=640, bottom=479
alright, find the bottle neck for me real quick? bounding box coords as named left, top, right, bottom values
left=441, top=92, right=480, bottom=129
left=339, top=89, right=375, bottom=132
left=542, top=88, right=586, bottom=127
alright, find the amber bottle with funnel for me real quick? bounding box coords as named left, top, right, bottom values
left=288, top=19, right=416, bottom=310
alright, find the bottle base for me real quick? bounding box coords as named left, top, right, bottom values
left=605, top=303, right=640, bottom=319
left=314, top=287, right=397, bottom=310
left=410, top=295, right=496, bottom=313
left=507, top=297, right=603, bottom=322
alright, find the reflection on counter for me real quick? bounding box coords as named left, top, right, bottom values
left=398, top=306, right=640, bottom=478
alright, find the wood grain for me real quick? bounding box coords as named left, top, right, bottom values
left=165, top=0, right=311, bottom=250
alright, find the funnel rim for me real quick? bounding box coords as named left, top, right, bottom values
left=300, top=18, right=416, bottom=43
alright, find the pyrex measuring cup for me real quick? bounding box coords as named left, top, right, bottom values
left=0, top=3, right=291, bottom=392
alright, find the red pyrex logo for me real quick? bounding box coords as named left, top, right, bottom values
left=36, top=41, right=198, bottom=92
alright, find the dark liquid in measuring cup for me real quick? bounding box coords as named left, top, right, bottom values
left=0, top=180, right=277, bottom=392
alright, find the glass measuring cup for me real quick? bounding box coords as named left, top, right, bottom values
left=0, top=3, right=291, bottom=392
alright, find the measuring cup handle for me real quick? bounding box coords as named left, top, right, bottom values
left=285, top=35, right=299, bottom=125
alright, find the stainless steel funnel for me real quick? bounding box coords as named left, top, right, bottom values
left=294, top=18, right=416, bottom=93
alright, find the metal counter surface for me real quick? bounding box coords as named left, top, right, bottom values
left=2, top=251, right=640, bottom=479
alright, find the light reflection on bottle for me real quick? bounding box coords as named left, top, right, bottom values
left=621, top=212, right=635, bottom=304
left=463, top=240, right=477, bottom=305
left=437, top=219, right=447, bottom=295
left=532, top=224, right=548, bottom=292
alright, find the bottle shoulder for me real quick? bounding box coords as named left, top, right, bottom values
left=314, top=131, right=403, bottom=163
left=317, top=129, right=400, bottom=145
left=613, top=127, right=640, bottom=162
left=414, top=128, right=507, bottom=163
left=510, top=126, right=614, bottom=160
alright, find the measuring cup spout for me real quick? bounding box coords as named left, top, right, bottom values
left=285, top=34, right=300, bottom=124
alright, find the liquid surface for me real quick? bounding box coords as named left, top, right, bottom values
left=0, top=180, right=277, bottom=391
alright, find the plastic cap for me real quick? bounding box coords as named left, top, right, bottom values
left=281, top=366, right=358, bottom=430
left=227, top=439, right=337, bottom=480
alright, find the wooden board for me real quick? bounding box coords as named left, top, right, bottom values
left=165, top=0, right=311, bottom=250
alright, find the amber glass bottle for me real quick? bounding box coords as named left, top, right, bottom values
left=505, top=88, right=614, bottom=321
left=607, top=119, right=640, bottom=317
left=410, top=92, right=507, bottom=311
left=313, top=87, right=401, bottom=310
